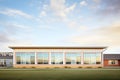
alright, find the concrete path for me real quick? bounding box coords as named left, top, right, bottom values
left=0, top=68, right=120, bottom=71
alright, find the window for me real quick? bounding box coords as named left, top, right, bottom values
left=96, top=53, right=101, bottom=64
left=51, top=52, right=63, bottom=64
left=0, top=59, right=6, bottom=65
left=16, top=52, right=35, bottom=64
left=84, top=53, right=101, bottom=64
left=66, top=52, right=81, bottom=64
left=108, top=60, right=118, bottom=65
left=37, top=52, right=49, bottom=64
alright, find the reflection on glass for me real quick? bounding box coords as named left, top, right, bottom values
left=96, top=53, right=101, bottom=64
left=66, top=53, right=81, bottom=64
left=16, top=52, right=35, bottom=64
left=51, top=52, right=63, bottom=64
left=37, top=52, right=49, bottom=64
left=108, top=60, right=118, bottom=65
left=84, top=53, right=101, bottom=64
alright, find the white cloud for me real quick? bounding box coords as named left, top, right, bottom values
left=93, top=0, right=101, bottom=3
left=64, top=21, right=120, bottom=52
left=0, top=22, right=32, bottom=36
left=50, top=0, right=76, bottom=19
left=0, top=22, right=33, bottom=51
left=80, top=1, right=87, bottom=6
left=0, top=8, right=33, bottom=19
left=43, top=4, right=48, bottom=10
left=50, top=0, right=66, bottom=18
left=0, top=39, right=33, bottom=51
left=96, top=0, right=120, bottom=16
left=39, top=11, right=47, bottom=17
left=3, top=22, right=30, bottom=30
left=65, top=3, right=76, bottom=13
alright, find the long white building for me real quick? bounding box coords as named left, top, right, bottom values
left=9, top=46, right=107, bottom=68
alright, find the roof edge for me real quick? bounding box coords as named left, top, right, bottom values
left=9, top=46, right=108, bottom=49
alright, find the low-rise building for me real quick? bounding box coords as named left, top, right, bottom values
left=0, top=52, right=13, bottom=67
left=9, top=46, right=107, bottom=68
left=104, top=54, right=120, bottom=67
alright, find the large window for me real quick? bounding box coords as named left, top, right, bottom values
left=66, top=52, right=81, bottom=64
left=108, top=60, right=118, bottom=65
left=16, top=52, right=35, bottom=64
left=37, top=52, right=49, bottom=64
left=51, top=52, right=63, bottom=64
left=0, top=59, right=6, bottom=65
left=96, top=53, right=101, bottom=64
left=84, top=53, right=101, bottom=64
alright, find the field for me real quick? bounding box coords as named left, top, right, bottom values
left=0, top=69, right=120, bottom=80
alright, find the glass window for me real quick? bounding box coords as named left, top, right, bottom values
left=51, top=52, right=63, bottom=64
left=84, top=53, right=101, bottom=64
left=16, top=52, right=35, bottom=64
left=108, top=60, right=118, bottom=65
left=37, top=52, right=49, bottom=64
left=96, top=53, right=101, bottom=64
left=66, top=52, right=81, bottom=64
left=0, top=59, right=6, bottom=65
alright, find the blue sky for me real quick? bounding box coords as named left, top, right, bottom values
left=0, top=0, right=120, bottom=53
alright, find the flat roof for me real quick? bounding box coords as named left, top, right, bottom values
left=9, top=46, right=107, bottom=49
left=104, top=54, right=120, bottom=60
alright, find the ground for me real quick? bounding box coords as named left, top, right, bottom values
left=0, top=69, right=120, bottom=80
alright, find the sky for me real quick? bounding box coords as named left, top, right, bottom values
left=0, top=0, right=120, bottom=53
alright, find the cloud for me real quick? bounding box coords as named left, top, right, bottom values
left=97, top=0, right=120, bottom=15
left=66, top=20, right=87, bottom=31
left=92, top=0, right=101, bottom=3
left=0, top=22, right=33, bottom=51
left=80, top=1, right=87, bottom=7
left=64, top=21, right=120, bottom=47
left=0, top=22, right=30, bottom=34
left=65, top=3, right=76, bottom=14
left=0, top=8, right=33, bottom=19
left=39, top=11, right=47, bottom=17
left=0, top=33, right=12, bottom=43
left=50, top=0, right=76, bottom=19
left=0, top=22, right=31, bottom=43
left=0, top=39, right=33, bottom=51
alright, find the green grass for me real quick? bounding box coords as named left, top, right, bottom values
left=0, top=69, right=120, bottom=80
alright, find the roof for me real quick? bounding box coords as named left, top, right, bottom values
left=0, top=56, right=13, bottom=59
left=0, top=52, right=13, bottom=59
left=0, top=52, right=13, bottom=56
left=9, top=46, right=107, bottom=49
left=104, top=54, right=120, bottom=60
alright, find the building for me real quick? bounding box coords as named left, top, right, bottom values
left=104, top=54, right=120, bottom=67
left=0, top=52, right=13, bottom=67
left=9, top=46, right=107, bottom=68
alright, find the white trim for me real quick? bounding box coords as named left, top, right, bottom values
left=63, top=52, right=65, bottom=64
left=49, top=52, right=51, bottom=64
left=81, top=52, right=84, bottom=65
left=13, top=51, right=16, bottom=65
left=35, top=52, right=37, bottom=64
left=101, top=52, right=104, bottom=67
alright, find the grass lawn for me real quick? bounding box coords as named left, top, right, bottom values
left=0, top=69, right=120, bottom=80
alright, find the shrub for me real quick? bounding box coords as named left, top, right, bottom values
left=22, top=66, right=26, bottom=68
left=46, top=67, right=50, bottom=69
left=31, top=66, right=36, bottom=68
left=64, top=66, right=71, bottom=68
left=86, top=66, right=92, bottom=68
left=68, top=67, right=71, bottom=68
left=54, top=67, right=59, bottom=69
left=98, top=66, right=102, bottom=68
left=78, top=66, right=82, bottom=68
left=64, top=66, right=68, bottom=68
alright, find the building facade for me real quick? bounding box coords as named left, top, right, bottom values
left=104, top=54, right=120, bottom=67
left=0, top=52, right=13, bottom=67
left=9, top=46, right=107, bottom=68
